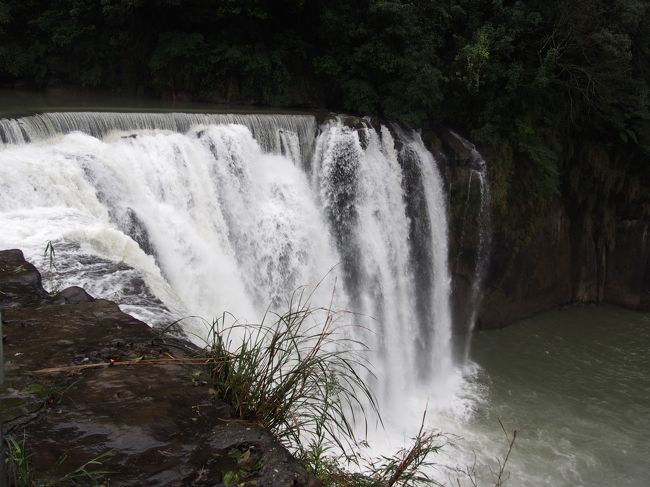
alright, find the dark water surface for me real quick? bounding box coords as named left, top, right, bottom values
left=0, top=88, right=316, bottom=118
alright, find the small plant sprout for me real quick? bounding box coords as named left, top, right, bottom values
left=4, top=433, right=113, bottom=487
left=43, top=241, right=56, bottom=271
left=5, top=433, right=32, bottom=487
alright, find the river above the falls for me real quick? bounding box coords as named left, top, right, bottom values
left=449, top=304, right=650, bottom=487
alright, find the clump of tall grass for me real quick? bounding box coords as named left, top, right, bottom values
left=366, top=411, right=447, bottom=487
left=196, top=287, right=379, bottom=453
left=187, top=286, right=516, bottom=486
left=301, top=411, right=449, bottom=487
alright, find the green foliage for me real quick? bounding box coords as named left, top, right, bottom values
left=52, top=450, right=113, bottom=486
left=299, top=412, right=518, bottom=486
left=43, top=241, right=56, bottom=270
left=300, top=416, right=447, bottom=487
left=193, top=288, right=379, bottom=453
left=4, top=433, right=112, bottom=486
left=362, top=412, right=446, bottom=487
left=187, top=291, right=475, bottom=486
left=149, top=31, right=207, bottom=95
left=457, top=25, right=493, bottom=94
left=221, top=447, right=263, bottom=486
left=5, top=434, right=32, bottom=487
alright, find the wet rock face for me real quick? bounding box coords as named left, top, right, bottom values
left=476, top=209, right=574, bottom=328
left=0, top=249, right=315, bottom=486
left=605, top=220, right=650, bottom=310
left=429, top=129, right=650, bottom=330
left=448, top=199, right=650, bottom=329
left=471, top=210, right=650, bottom=328
left=52, top=285, right=95, bottom=305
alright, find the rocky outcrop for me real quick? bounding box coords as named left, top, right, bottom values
left=0, top=249, right=52, bottom=308
left=0, top=249, right=316, bottom=486
left=472, top=210, right=650, bottom=329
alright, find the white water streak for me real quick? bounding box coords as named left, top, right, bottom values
left=449, top=130, right=492, bottom=361
left=403, top=131, right=455, bottom=382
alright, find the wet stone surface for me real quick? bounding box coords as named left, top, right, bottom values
left=0, top=249, right=316, bottom=486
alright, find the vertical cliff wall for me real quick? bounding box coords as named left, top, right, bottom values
left=429, top=129, right=650, bottom=330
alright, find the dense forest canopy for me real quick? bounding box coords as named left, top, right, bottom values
left=0, top=0, right=648, bottom=240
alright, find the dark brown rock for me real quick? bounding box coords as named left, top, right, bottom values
left=52, top=285, right=96, bottom=305
left=0, top=250, right=315, bottom=486
left=433, top=125, right=650, bottom=329
left=473, top=210, right=650, bottom=328
left=0, top=249, right=52, bottom=308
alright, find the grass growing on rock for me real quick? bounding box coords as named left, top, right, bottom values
left=181, top=287, right=515, bottom=486
left=300, top=411, right=450, bottom=487
left=4, top=433, right=112, bottom=487
left=194, top=287, right=379, bottom=453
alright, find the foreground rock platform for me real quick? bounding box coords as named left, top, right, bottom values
left=0, top=249, right=316, bottom=486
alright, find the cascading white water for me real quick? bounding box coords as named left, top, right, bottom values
left=0, top=111, right=468, bottom=447
left=0, top=112, right=316, bottom=159
left=0, top=121, right=336, bottom=336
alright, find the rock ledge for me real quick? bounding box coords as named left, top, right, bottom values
left=0, top=249, right=316, bottom=486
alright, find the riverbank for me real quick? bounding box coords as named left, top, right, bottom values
left=0, top=249, right=316, bottom=486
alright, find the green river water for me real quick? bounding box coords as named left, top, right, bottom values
left=462, top=305, right=650, bottom=486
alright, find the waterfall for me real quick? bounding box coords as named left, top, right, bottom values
left=0, top=111, right=465, bottom=416
left=0, top=112, right=317, bottom=162
left=449, top=131, right=492, bottom=361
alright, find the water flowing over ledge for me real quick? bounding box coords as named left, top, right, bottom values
left=0, top=110, right=487, bottom=446
left=0, top=111, right=318, bottom=162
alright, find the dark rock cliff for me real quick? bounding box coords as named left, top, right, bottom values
left=432, top=133, right=650, bottom=329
